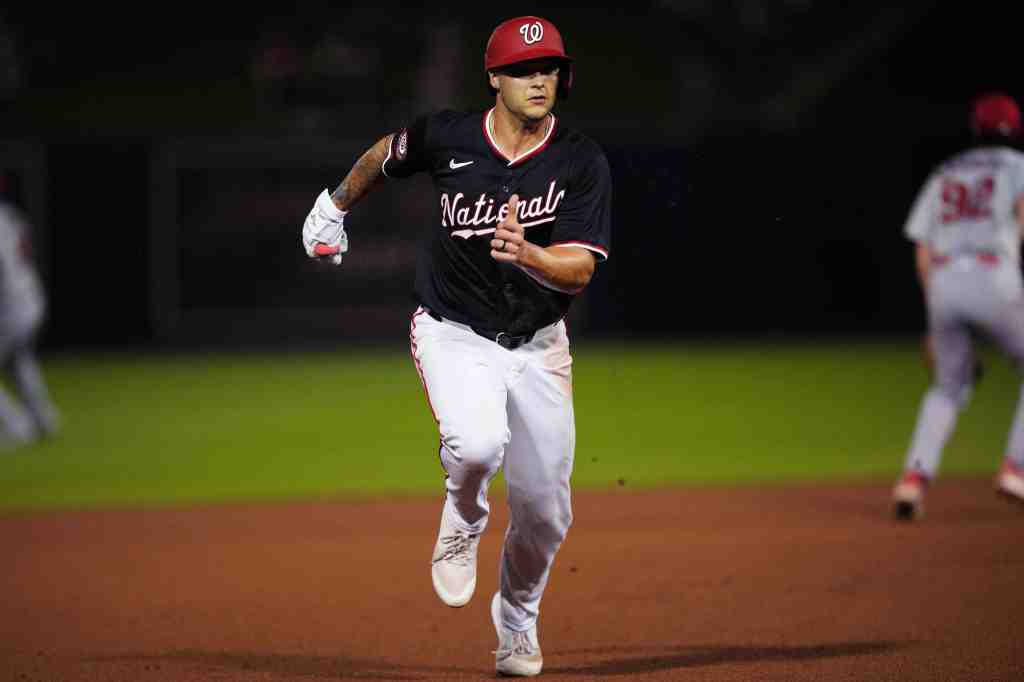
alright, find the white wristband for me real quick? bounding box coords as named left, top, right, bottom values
left=316, top=189, right=347, bottom=221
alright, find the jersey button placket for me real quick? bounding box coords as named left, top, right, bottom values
left=501, top=169, right=515, bottom=196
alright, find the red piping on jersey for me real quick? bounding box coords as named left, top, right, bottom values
left=482, top=108, right=557, bottom=166
left=409, top=308, right=440, bottom=424
left=551, top=240, right=609, bottom=261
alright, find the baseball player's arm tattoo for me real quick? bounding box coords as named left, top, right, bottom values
left=329, top=135, right=392, bottom=212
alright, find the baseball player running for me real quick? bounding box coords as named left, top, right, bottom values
left=300, top=16, right=611, bottom=676
left=893, top=92, right=1024, bottom=520
left=0, top=195, right=59, bottom=448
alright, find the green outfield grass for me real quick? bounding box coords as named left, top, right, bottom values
left=0, top=338, right=1016, bottom=512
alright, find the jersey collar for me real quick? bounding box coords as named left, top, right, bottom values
left=483, top=107, right=557, bottom=167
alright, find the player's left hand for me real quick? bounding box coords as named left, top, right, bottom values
left=491, top=195, right=529, bottom=263
left=302, top=189, right=349, bottom=266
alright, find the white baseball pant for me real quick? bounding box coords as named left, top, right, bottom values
left=0, top=299, right=58, bottom=445
left=905, top=258, right=1024, bottom=475
left=409, top=307, right=574, bottom=631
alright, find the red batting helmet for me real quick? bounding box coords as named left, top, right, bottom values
left=485, top=16, right=574, bottom=99
left=970, top=92, right=1021, bottom=137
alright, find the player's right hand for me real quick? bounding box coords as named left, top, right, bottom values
left=302, top=189, right=349, bottom=266
left=491, top=194, right=528, bottom=263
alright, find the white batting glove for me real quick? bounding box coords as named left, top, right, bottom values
left=302, top=189, right=349, bottom=265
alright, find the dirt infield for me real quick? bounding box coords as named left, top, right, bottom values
left=2, top=479, right=1022, bottom=681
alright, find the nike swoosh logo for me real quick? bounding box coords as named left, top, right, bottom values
left=449, top=159, right=474, bottom=170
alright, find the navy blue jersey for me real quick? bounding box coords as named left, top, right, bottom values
left=383, top=108, right=612, bottom=335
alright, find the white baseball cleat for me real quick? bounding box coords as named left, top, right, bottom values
left=892, top=470, right=928, bottom=521
left=491, top=592, right=543, bottom=677
left=995, top=459, right=1024, bottom=504
left=430, top=510, right=479, bottom=607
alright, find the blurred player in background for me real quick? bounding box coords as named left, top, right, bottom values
left=0, top=182, right=59, bottom=449
left=301, top=16, right=611, bottom=676
left=893, top=92, right=1024, bottom=520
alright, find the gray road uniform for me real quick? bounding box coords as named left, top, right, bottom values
left=0, top=201, right=58, bottom=446
left=902, top=146, right=1024, bottom=476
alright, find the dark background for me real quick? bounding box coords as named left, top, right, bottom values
left=1, top=2, right=1019, bottom=351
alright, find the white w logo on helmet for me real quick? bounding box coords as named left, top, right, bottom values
left=519, top=21, right=543, bottom=45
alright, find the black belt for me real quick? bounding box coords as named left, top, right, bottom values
left=423, top=308, right=535, bottom=350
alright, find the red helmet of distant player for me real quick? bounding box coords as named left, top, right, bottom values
left=485, top=16, right=574, bottom=99
left=970, top=92, right=1021, bottom=138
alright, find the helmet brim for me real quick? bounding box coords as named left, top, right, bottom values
left=486, top=48, right=573, bottom=72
